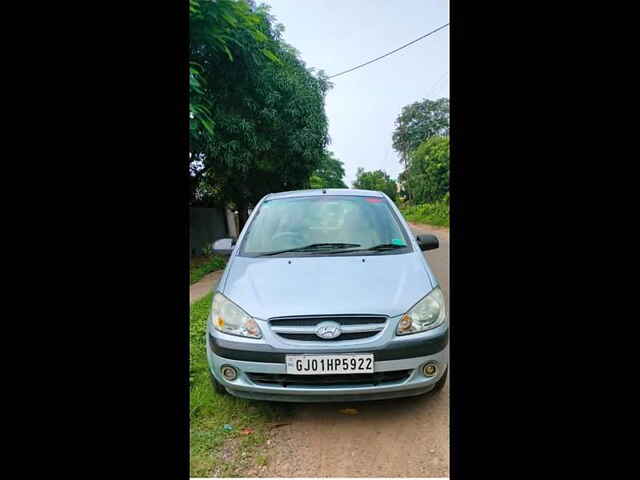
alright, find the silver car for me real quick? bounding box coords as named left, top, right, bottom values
left=207, top=189, right=448, bottom=402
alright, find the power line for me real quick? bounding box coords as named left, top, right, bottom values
left=327, top=23, right=449, bottom=79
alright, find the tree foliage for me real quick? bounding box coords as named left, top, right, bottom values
left=189, top=0, right=267, bottom=142
left=392, top=97, right=449, bottom=166
left=400, top=136, right=449, bottom=204
left=189, top=0, right=331, bottom=224
left=352, top=168, right=397, bottom=201
left=309, top=151, right=347, bottom=189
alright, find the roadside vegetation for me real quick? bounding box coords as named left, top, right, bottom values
left=352, top=168, right=398, bottom=201
left=190, top=293, right=290, bottom=477
left=394, top=99, right=449, bottom=229
left=190, top=0, right=338, bottom=228
left=190, top=255, right=227, bottom=285
left=398, top=196, right=449, bottom=228
left=396, top=121, right=450, bottom=227
left=353, top=97, right=450, bottom=228
left=189, top=1, right=327, bottom=473
left=309, top=151, right=348, bottom=189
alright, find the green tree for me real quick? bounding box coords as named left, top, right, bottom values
left=402, top=136, right=449, bottom=204
left=189, top=1, right=331, bottom=226
left=309, top=151, right=347, bottom=189
left=352, top=168, right=397, bottom=201
left=189, top=0, right=269, bottom=147
left=392, top=97, right=449, bottom=166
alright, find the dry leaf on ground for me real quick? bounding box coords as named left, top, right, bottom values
left=338, top=408, right=359, bottom=415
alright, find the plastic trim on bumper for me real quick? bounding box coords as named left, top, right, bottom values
left=208, top=326, right=448, bottom=363
left=206, top=344, right=448, bottom=402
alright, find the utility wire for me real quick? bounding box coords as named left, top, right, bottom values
left=327, top=23, right=449, bottom=79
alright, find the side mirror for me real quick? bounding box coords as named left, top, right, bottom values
left=416, top=234, right=439, bottom=251
left=213, top=238, right=235, bottom=256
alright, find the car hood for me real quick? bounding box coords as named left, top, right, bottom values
left=221, top=252, right=434, bottom=319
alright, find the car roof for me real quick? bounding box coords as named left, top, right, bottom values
left=264, top=188, right=385, bottom=201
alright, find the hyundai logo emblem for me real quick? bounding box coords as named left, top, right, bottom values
left=315, top=321, right=342, bottom=339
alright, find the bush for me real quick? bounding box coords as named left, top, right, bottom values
left=403, top=136, right=449, bottom=204
left=202, top=243, right=214, bottom=257
left=190, top=255, right=227, bottom=285
left=399, top=200, right=449, bottom=227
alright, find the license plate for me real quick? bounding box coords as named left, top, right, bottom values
left=285, top=353, right=374, bottom=375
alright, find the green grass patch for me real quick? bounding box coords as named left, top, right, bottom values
left=399, top=200, right=450, bottom=228
left=190, top=293, right=291, bottom=477
left=190, top=256, right=227, bottom=285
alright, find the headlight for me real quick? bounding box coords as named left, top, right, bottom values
left=396, top=287, right=446, bottom=335
left=210, top=293, right=262, bottom=339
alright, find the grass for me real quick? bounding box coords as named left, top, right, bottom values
left=190, top=255, right=227, bottom=285
left=190, top=293, right=291, bottom=477
left=399, top=200, right=450, bottom=228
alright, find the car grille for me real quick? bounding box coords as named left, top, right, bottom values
left=277, top=332, right=377, bottom=341
left=270, top=316, right=387, bottom=327
left=247, top=370, right=411, bottom=387
left=269, top=315, right=387, bottom=342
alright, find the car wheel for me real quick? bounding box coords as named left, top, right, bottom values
left=430, top=367, right=448, bottom=394
left=209, top=371, right=228, bottom=395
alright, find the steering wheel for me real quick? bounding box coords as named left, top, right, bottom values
left=271, top=231, right=305, bottom=244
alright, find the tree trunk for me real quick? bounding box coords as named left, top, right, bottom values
left=237, top=202, right=249, bottom=232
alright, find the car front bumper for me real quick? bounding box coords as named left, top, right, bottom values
left=205, top=320, right=449, bottom=402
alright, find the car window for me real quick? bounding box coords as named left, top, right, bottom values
left=240, top=195, right=410, bottom=256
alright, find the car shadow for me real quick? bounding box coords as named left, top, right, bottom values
left=261, top=382, right=448, bottom=422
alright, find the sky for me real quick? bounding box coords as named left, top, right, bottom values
left=262, top=0, right=450, bottom=186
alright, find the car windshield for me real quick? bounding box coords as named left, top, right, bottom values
left=240, top=195, right=411, bottom=256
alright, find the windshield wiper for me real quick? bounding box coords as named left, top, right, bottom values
left=343, top=243, right=408, bottom=253
left=258, top=243, right=361, bottom=256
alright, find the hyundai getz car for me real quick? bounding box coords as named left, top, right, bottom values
left=206, top=189, right=448, bottom=402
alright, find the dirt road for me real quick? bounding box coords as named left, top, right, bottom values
left=260, top=223, right=450, bottom=478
